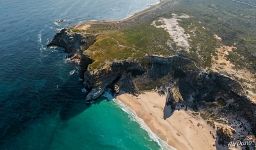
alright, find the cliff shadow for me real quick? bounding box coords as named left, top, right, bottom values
left=163, top=104, right=173, bottom=119
left=0, top=74, right=98, bottom=142
left=55, top=76, right=103, bottom=121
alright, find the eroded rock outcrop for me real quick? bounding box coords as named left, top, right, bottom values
left=47, top=29, right=96, bottom=55
left=49, top=28, right=256, bottom=149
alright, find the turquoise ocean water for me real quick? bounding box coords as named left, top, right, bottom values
left=0, top=0, right=163, bottom=149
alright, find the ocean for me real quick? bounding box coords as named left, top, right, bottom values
left=0, top=0, right=163, bottom=149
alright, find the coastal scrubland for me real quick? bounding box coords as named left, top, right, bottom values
left=49, top=0, right=256, bottom=149
left=83, top=24, right=171, bottom=69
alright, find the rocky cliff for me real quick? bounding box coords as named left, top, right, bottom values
left=49, top=28, right=256, bottom=149
left=48, top=0, right=256, bottom=147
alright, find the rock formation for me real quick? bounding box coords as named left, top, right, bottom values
left=48, top=13, right=256, bottom=148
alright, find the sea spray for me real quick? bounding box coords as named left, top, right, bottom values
left=114, top=99, right=176, bottom=150
left=38, top=30, right=45, bottom=53
left=69, top=69, right=77, bottom=76
left=102, top=90, right=115, bottom=100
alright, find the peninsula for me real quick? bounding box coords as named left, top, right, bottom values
left=48, top=0, right=256, bottom=149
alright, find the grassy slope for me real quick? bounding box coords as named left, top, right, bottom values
left=178, top=17, right=220, bottom=67
left=73, top=18, right=220, bottom=70
left=81, top=23, right=172, bottom=70
left=71, top=0, right=255, bottom=73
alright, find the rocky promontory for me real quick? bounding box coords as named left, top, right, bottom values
left=48, top=0, right=256, bottom=149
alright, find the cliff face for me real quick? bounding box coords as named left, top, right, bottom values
left=47, top=29, right=96, bottom=55
left=49, top=25, right=256, bottom=148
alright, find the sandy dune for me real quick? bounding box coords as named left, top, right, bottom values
left=211, top=44, right=256, bottom=103
left=152, top=14, right=190, bottom=52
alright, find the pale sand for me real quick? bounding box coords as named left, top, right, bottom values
left=152, top=14, right=190, bottom=52
left=211, top=44, right=256, bottom=103
left=75, top=24, right=91, bottom=31
left=117, top=92, right=216, bottom=150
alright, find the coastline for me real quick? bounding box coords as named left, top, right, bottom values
left=48, top=0, right=256, bottom=148
left=73, top=0, right=166, bottom=29
left=73, top=1, right=217, bottom=149
left=121, top=0, right=161, bottom=22
left=116, top=92, right=217, bottom=150
left=115, top=98, right=174, bottom=150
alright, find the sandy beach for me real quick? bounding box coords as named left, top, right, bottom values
left=117, top=92, right=217, bottom=150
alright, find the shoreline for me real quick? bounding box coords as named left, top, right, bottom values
left=121, top=0, right=161, bottom=22
left=49, top=0, right=256, bottom=148
left=73, top=0, right=166, bottom=29
left=116, top=92, right=217, bottom=150
left=115, top=99, right=174, bottom=150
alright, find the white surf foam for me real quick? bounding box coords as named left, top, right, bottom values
left=37, top=29, right=49, bottom=61
left=114, top=99, right=176, bottom=150
left=53, top=21, right=60, bottom=26
left=102, top=90, right=114, bottom=100
left=38, top=30, right=46, bottom=52
left=69, top=69, right=76, bottom=76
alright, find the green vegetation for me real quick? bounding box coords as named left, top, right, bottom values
left=154, top=20, right=164, bottom=26
left=81, top=16, right=221, bottom=70
left=73, top=0, right=256, bottom=73
left=83, top=23, right=171, bottom=70
left=173, top=0, right=256, bottom=72
left=69, top=28, right=82, bottom=33
left=178, top=18, right=220, bottom=67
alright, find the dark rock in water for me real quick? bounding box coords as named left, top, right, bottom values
left=47, top=28, right=95, bottom=80
left=56, top=19, right=64, bottom=23
left=47, top=29, right=96, bottom=54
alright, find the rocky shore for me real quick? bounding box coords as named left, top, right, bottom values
left=48, top=0, right=256, bottom=149
left=48, top=28, right=255, bottom=150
